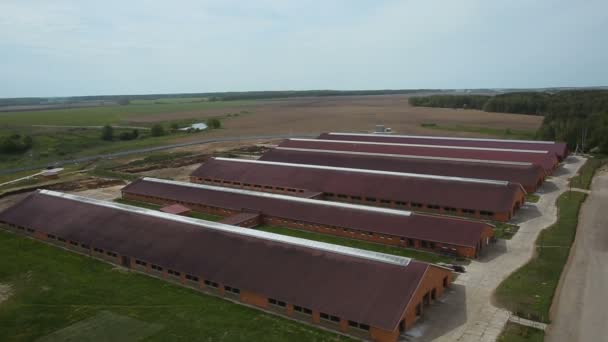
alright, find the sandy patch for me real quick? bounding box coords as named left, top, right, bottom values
left=0, top=284, right=12, bottom=305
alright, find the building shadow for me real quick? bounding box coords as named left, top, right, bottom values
left=401, top=284, right=467, bottom=341
left=511, top=204, right=542, bottom=224
left=551, top=167, right=570, bottom=178
left=476, top=239, right=507, bottom=263
left=536, top=181, right=559, bottom=195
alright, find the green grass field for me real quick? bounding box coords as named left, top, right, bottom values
left=525, top=194, right=540, bottom=203
left=569, top=156, right=607, bottom=189
left=0, top=229, right=350, bottom=341
left=257, top=225, right=454, bottom=264
left=492, top=223, right=520, bottom=240
left=494, top=191, right=587, bottom=322
left=497, top=322, right=544, bottom=342
left=0, top=100, right=254, bottom=126
left=420, top=123, right=536, bottom=140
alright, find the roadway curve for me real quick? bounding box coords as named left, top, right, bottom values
left=546, top=167, right=608, bottom=342
left=0, top=134, right=314, bottom=176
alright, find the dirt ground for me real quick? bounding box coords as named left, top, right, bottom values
left=545, top=168, right=608, bottom=342
left=130, top=95, right=543, bottom=139
left=69, top=185, right=124, bottom=201
left=139, top=163, right=202, bottom=182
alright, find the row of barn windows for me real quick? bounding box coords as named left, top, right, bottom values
left=325, top=193, right=496, bottom=216
left=203, top=178, right=306, bottom=194
left=4, top=223, right=378, bottom=334
left=125, top=194, right=449, bottom=250
left=270, top=217, right=449, bottom=251
left=270, top=298, right=370, bottom=331
left=194, top=177, right=497, bottom=217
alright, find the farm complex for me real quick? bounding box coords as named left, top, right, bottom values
left=0, top=131, right=571, bottom=341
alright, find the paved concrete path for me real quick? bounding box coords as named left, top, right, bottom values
left=545, top=168, right=608, bottom=342
left=404, top=156, right=586, bottom=342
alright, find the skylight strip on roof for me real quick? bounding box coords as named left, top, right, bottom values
left=39, top=190, right=410, bottom=267
left=141, top=177, right=412, bottom=217
left=275, top=147, right=534, bottom=166
left=290, top=138, right=549, bottom=154
left=213, top=157, right=510, bottom=186
left=328, top=132, right=556, bottom=145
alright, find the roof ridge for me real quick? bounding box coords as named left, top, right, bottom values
left=274, top=147, right=534, bottom=166
left=38, top=190, right=411, bottom=267
left=140, top=177, right=412, bottom=217
left=291, top=138, right=550, bottom=154
left=327, top=132, right=557, bottom=145
left=213, top=157, right=510, bottom=186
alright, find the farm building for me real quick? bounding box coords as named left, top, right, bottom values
left=319, top=132, right=568, bottom=160
left=122, top=178, right=494, bottom=258
left=279, top=138, right=559, bottom=174
left=261, top=147, right=545, bottom=193
left=190, top=157, right=527, bottom=221
left=0, top=190, right=453, bottom=342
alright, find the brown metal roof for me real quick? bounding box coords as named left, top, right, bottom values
left=280, top=139, right=558, bottom=174
left=320, top=133, right=568, bottom=160
left=260, top=148, right=544, bottom=192
left=191, top=158, right=525, bottom=214
left=122, top=178, right=492, bottom=248
left=0, top=191, right=448, bottom=331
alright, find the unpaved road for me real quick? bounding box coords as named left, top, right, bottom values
left=546, top=168, right=608, bottom=342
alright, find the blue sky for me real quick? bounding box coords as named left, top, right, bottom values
left=0, top=0, right=606, bottom=98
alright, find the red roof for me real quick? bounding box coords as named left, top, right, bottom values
left=319, top=133, right=568, bottom=160
left=0, top=191, right=446, bottom=331
left=191, top=158, right=525, bottom=214
left=260, top=148, right=545, bottom=191
left=279, top=139, right=558, bottom=174
left=160, top=203, right=191, bottom=215
left=122, top=178, right=492, bottom=248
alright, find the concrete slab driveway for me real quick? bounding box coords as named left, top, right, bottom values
left=403, top=156, right=586, bottom=342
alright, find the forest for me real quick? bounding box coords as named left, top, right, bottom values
left=409, top=91, right=608, bottom=153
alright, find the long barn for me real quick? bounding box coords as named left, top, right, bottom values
left=122, top=177, right=494, bottom=258
left=190, top=157, right=527, bottom=221
left=319, top=132, right=568, bottom=160
left=279, top=138, right=559, bottom=174
left=260, top=147, right=545, bottom=193
left=0, top=190, right=453, bottom=342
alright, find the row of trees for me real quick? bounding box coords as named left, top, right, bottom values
left=409, top=90, right=608, bottom=153
left=0, top=134, right=33, bottom=154
left=100, top=118, right=222, bottom=141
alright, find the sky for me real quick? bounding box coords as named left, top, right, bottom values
left=0, top=0, right=607, bottom=98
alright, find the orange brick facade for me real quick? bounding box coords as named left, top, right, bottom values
left=190, top=176, right=524, bottom=222
left=1, top=223, right=453, bottom=342
left=122, top=192, right=493, bottom=258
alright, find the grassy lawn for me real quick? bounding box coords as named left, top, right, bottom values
left=492, top=223, right=520, bottom=240
left=525, top=194, right=540, bottom=203
left=0, top=229, right=349, bottom=341
left=257, top=225, right=455, bottom=264
left=419, top=123, right=536, bottom=140
left=494, top=191, right=587, bottom=322
left=0, top=100, right=255, bottom=126
left=114, top=198, right=223, bottom=222
left=569, top=156, right=607, bottom=189
left=497, top=322, right=544, bottom=342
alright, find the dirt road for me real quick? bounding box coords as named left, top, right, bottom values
left=546, top=168, right=608, bottom=342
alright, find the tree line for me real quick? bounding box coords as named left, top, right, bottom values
left=0, top=134, right=33, bottom=154
left=409, top=90, right=608, bottom=153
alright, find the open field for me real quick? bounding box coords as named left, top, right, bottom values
left=569, top=156, right=607, bottom=189
left=497, top=322, right=544, bottom=342
left=494, top=191, right=587, bottom=322
left=0, top=229, right=349, bottom=341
